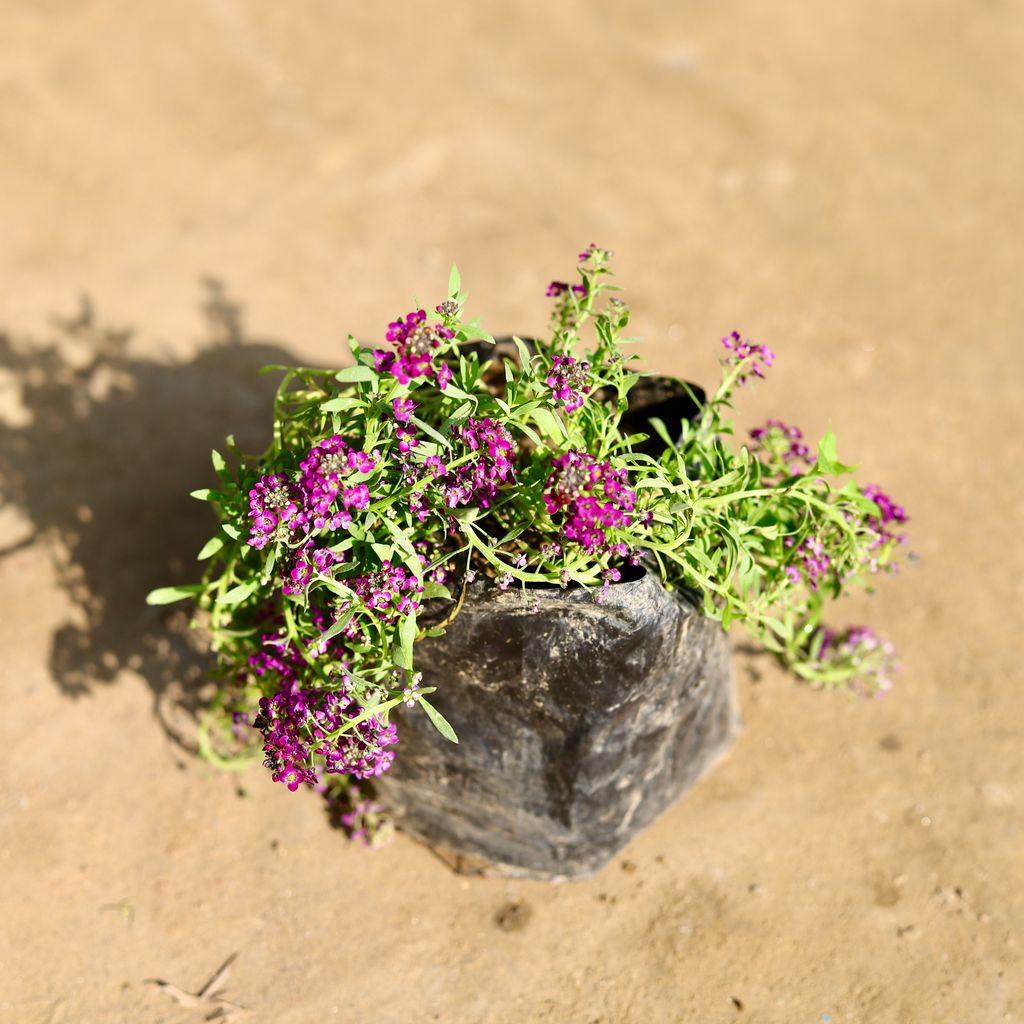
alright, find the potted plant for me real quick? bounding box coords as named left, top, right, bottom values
left=149, top=246, right=908, bottom=877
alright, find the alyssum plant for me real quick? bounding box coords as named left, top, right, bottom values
left=149, top=246, right=908, bottom=798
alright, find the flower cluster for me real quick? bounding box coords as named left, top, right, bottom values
left=578, top=243, right=612, bottom=263
left=282, top=543, right=341, bottom=596
left=255, top=682, right=397, bottom=789
left=546, top=354, right=591, bottom=412
left=749, top=419, right=813, bottom=475
left=348, top=561, right=423, bottom=622
left=813, top=625, right=897, bottom=698
left=373, top=309, right=455, bottom=388
left=247, top=473, right=305, bottom=550
left=722, top=330, right=775, bottom=384
left=335, top=786, right=396, bottom=848
left=437, top=417, right=517, bottom=510
left=249, top=633, right=397, bottom=790
left=544, top=451, right=637, bottom=555
left=546, top=280, right=587, bottom=299
left=299, top=435, right=377, bottom=531
left=862, top=484, right=909, bottom=571
left=784, top=534, right=833, bottom=590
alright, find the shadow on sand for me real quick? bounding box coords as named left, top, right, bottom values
left=0, top=280, right=303, bottom=753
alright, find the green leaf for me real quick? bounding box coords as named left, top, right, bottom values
left=222, top=523, right=241, bottom=540
left=815, top=426, right=857, bottom=476
left=221, top=579, right=258, bottom=605
left=197, top=536, right=224, bottom=560
left=420, top=697, right=458, bottom=744
left=371, top=542, right=396, bottom=564
left=461, top=319, right=494, bottom=343
left=531, top=406, right=566, bottom=442
left=409, top=415, right=452, bottom=448
left=210, top=448, right=231, bottom=484
left=399, top=610, right=418, bottom=667
left=391, top=638, right=411, bottom=671
left=438, top=381, right=476, bottom=401
left=146, top=584, right=203, bottom=605
left=320, top=395, right=356, bottom=413
left=448, top=264, right=461, bottom=297
left=818, top=426, right=838, bottom=464
left=190, top=488, right=223, bottom=502
left=320, top=607, right=357, bottom=644
left=421, top=581, right=452, bottom=601
left=511, top=336, right=535, bottom=369
left=341, top=697, right=403, bottom=734
left=335, top=364, right=378, bottom=383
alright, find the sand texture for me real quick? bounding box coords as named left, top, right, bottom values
left=1, top=1, right=1021, bottom=1021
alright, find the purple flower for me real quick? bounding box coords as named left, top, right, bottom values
left=544, top=451, right=637, bottom=555
left=396, top=423, right=419, bottom=454
left=435, top=360, right=454, bottom=390
left=437, top=417, right=517, bottom=510
left=337, top=788, right=395, bottom=848
left=248, top=631, right=399, bottom=788
left=348, top=561, right=424, bottom=622
left=860, top=484, right=909, bottom=572
left=280, top=543, right=343, bottom=596
left=546, top=280, right=588, bottom=299
left=372, top=309, right=455, bottom=387
left=247, top=473, right=305, bottom=550
left=749, top=419, right=812, bottom=475
left=256, top=682, right=398, bottom=789
left=545, top=354, right=591, bottom=413
left=783, top=534, right=833, bottom=591
left=299, top=435, right=379, bottom=531
left=722, top=331, right=775, bottom=385
left=812, top=625, right=898, bottom=698
left=392, top=397, right=417, bottom=424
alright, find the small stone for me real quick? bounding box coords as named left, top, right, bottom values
left=495, top=901, right=531, bottom=932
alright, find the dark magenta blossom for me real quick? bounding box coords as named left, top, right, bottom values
left=437, top=417, right=517, bottom=510
left=861, top=484, right=909, bottom=572
left=749, top=419, right=812, bottom=475
left=247, top=473, right=306, bottom=550
left=392, top=397, right=417, bottom=423
left=544, top=451, right=637, bottom=554
left=255, top=682, right=397, bottom=789
left=299, top=435, right=378, bottom=531
left=396, top=423, right=419, bottom=454
left=348, top=561, right=423, bottom=622
left=722, top=330, right=775, bottom=384
left=372, top=309, right=455, bottom=387
left=248, top=632, right=398, bottom=789
left=545, top=354, right=591, bottom=412
left=813, top=625, right=897, bottom=698
left=546, top=280, right=588, bottom=299
left=281, top=543, right=342, bottom=596
left=783, top=535, right=832, bottom=590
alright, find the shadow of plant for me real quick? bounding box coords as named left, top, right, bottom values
left=0, top=280, right=300, bottom=752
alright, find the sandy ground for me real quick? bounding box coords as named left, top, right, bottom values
left=1, top=1, right=1022, bottom=1021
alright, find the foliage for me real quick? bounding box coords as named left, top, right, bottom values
left=150, top=247, right=909, bottom=791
